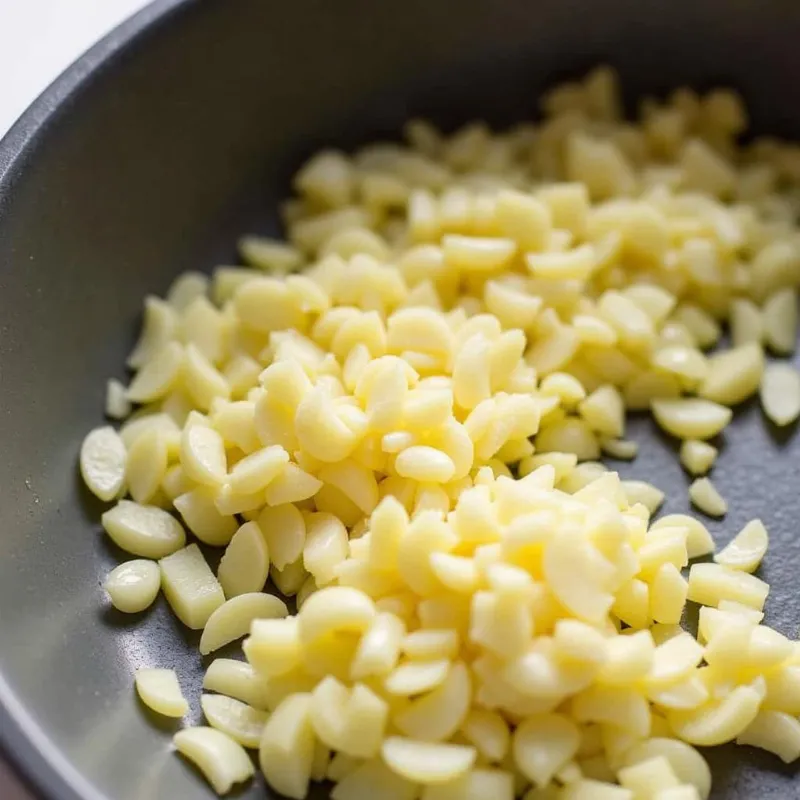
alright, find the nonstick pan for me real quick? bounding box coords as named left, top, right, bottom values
left=2, top=0, right=800, bottom=798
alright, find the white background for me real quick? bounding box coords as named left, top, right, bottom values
left=0, top=2, right=151, bottom=795
left=0, top=0, right=150, bottom=137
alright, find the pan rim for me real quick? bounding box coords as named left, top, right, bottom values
left=0, top=3, right=194, bottom=798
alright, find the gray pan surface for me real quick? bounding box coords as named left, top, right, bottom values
left=2, top=0, right=800, bottom=797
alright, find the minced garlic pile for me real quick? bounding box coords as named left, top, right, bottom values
left=81, top=66, right=800, bottom=800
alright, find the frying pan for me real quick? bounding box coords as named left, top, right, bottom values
left=2, top=0, right=800, bottom=797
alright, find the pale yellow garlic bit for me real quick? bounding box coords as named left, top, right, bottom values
left=621, top=480, right=664, bottom=515
left=80, top=426, right=127, bottom=502
left=125, top=427, right=168, bottom=505
left=419, top=768, right=514, bottom=800
left=180, top=423, right=227, bottom=487
left=217, top=521, right=270, bottom=598
left=736, top=709, right=800, bottom=763
left=687, top=562, right=769, bottom=610
left=303, top=512, right=350, bottom=586
left=127, top=341, right=185, bottom=403
left=543, top=531, right=614, bottom=624
left=578, top=385, right=625, bottom=439
left=200, top=693, right=269, bottom=749
left=105, top=559, right=160, bottom=613
left=525, top=245, right=596, bottom=281
left=679, top=440, right=717, bottom=477
left=174, top=487, right=238, bottom=546
left=600, top=438, right=638, bottom=460
left=228, top=445, right=289, bottom=494
left=331, top=759, right=419, bottom=800
left=240, top=235, right=304, bottom=273
left=160, top=543, right=225, bottom=629
left=258, top=503, right=306, bottom=571
left=384, top=659, right=451, bottom=696
left=199, top=592, right=288, bottom=655
left=105, top=378, right=132, bottom=420
left=173, top=726, right=255, bottom=795
left=760, top=362, right=800, bottom=426
left=350, top=612, right=406, bottom=680
left=698, top=343, right=763, bottom=407
left=622, top=739, right=711, bottom=800
left=729, top=298, right=763, bottom=348
left=651, top=399, right=731, bottom=441
left=298, top=586, right=375, bottom=646
left=381, top=737, right=476, bottom=785
left=135, top=667, right=188, bottom=718
left=714, top=519, right=769, bottom=573
left=688, top=478, right=727, bottom=518
left=393, top=661, right=471, bottom=741
left=127, top=296, right=178, bottom=369
left=167, top=271, right=209, bottom=310
left=651, top=346, right=708, bottom=389
left=650, top=514, right=715, bottom=560
left=101, top=500, right=186, bottom=559
left=259, top=693, right=315, bottom=799
left=667, top=684, right=763, bottom=746
left=443, top=234, right=517, bottom=273
left=763, top=287, right=798, bottom=354
left=244, top=617, right=302, bottom=678
left=203, top=659, right=269, bottom=711
left=513, top=713, right=580, bottom=788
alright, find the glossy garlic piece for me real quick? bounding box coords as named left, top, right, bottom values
left=160, top=544, right=225, bottom=629
left=101, top=500, right=186, bottom=559
left=105, top=559, right=160, bottom=613
left=173, top=726, right=255, bottom=795
left=80, top=426, right=127, bottom=502
left=199, top=592, right=288, bottom=655
left=135, top=668, right=188, bottom=718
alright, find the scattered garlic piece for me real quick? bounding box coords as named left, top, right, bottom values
left=651, top=515, right=715, bottom=560
left=651, top=399, right=731, bottom=441
left=763, top=288, right=798, bottom=355
left=622, top=739, right=711, bottom=800
left=101, top=500, right=186, bottom=559
left=621, top=480, right=665, bottom=514
left=199, top=592, right=288, bottom=655
left=127, top=341, right=185, bottom=403
left=688, top=563, right=769, bottom=610
left=135, top=668, right=188, bottom=718
left=688, top=478, right=727, bottom=518
left=381, top=737, right=476, bottom=784
left=698, top=343, right=763, bottom=406
left=679, top=440, right=718, bottom=476
left=729, top=299, right=763, bottom=348
left=736, top=710, right=800, bottom=763
left=601, top=438, right=639, bottom=460
left=259, top=694, right=315, bottom=799
left=715, top=519, right=769, bottom=573
left=667, top=684, right=763, bottom=746
left=216, top=521, right=270, bottom=598
left=760, top=362, right=800, bottom=426
left=203, top=659, right=269, bottom=711
left=173, top=726, right=255, bottom=795
left=80, top=426, right=127, bottom=502
left=160, top=544, right=225, bottom=629
left=105, top=560, right=160, bottom=613
left=105, top=378, right=132, bottom=420
left=200, top=694, right=269, bottom=749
